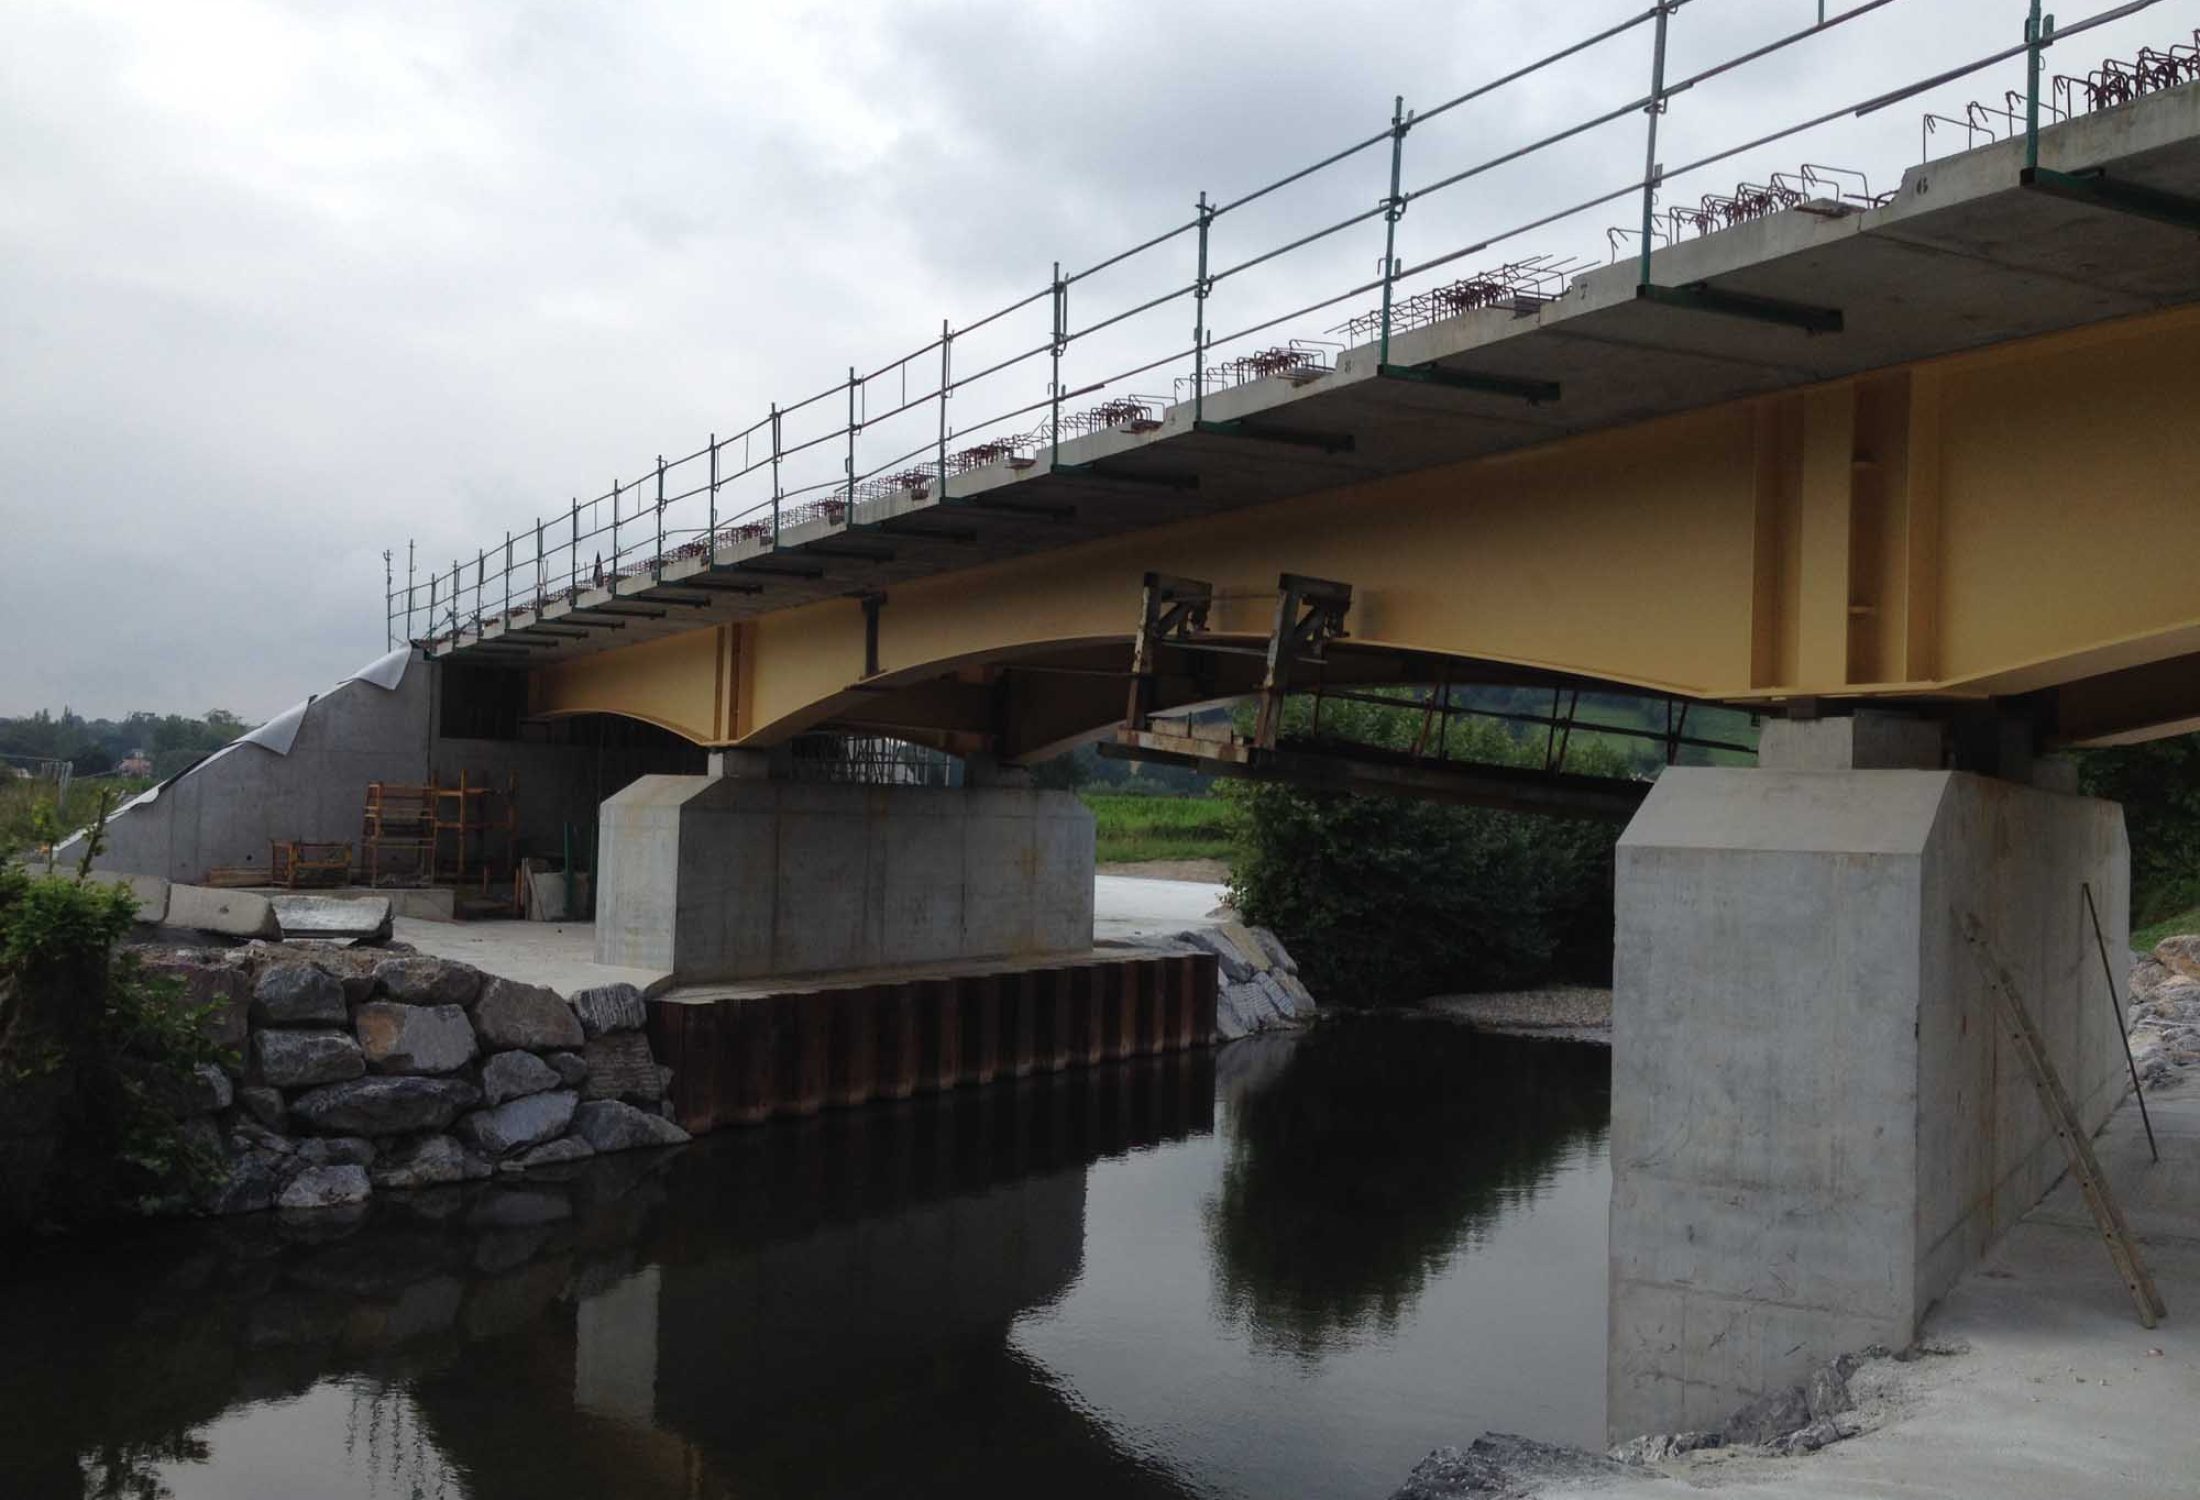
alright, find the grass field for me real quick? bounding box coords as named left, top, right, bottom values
left=0, top=776, right=151, bottom=863
left=2134, top=907, right=2200, bottom=954
left=1081, top=791, right=1236, bottom=865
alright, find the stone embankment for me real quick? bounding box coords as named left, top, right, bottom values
left=1117, top=921, right=1316, bottom=1039
left=138, top=940, right=688, bottom=1216
left=2127, top=932, right=2200, bottom=1086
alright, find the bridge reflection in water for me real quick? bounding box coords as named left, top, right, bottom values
left=0, top=1021, right=1610, bottom=1500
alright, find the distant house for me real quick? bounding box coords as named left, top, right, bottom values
left=118, top=752, right=154, bottom=777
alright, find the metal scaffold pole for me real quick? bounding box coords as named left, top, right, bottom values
left=937, top=319, right=952, bottom=500
left=1192, top=193, right=1212, bottom=422
left=1638, top=1, right=1675, bottom=288
left=1379, top=96, right=1409, bottom=366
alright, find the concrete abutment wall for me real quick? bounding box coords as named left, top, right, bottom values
left=1609, top=759, right=2128, bottom=1439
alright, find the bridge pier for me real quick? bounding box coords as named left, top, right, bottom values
left=1607, top=717, right=2129, bottom=1440
left=595, top=766, right=1095, bottom=984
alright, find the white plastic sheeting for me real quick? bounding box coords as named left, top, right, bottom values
left=84, top=649, right=419, bottom=823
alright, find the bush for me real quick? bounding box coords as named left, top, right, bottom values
left=0, top=803, right=231, bottom=1234
left=1225, top=697, right=1630, bottom=1004
left=2079, top=736, right=2200, bottom=928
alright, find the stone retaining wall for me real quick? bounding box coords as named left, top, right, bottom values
left=139, top=941, right=689, bottom=1216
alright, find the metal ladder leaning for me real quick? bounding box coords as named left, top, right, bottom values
left=1959, top=912, right=2166, bottom=1328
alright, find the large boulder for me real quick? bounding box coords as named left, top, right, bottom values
left=454, top=1090, right=579, bottom=1157
left=374, top=957, right=483, bottom=1008
left=252, top=963, right=348, bottom=1028
left=277, top=1164, right=372, bottom=1211
left=481, top=1050, right=561, bottom=1106
left=571, top=1099, right=691, bottom=1153
left=197, top=1149, right=290, bottom=1217
left=294, top=1136, right=376, bottom=1168
left=570, top=983, right=646, bottom=1038
left=354, top=1002, right=478, bottom=1075
left=303, top=948, right=386, bottom=1005
left=290, top=1076, right=480, bottom=1136
left=581, top=1031, right=663, bottom=1103
left=252, top=1029, right=366, bottom=1090
left=2156, top=933, right=2200, bottom=984
left=511, top=1136, right=594, bottom=1170
left=473, top=977, right=584, bottom=1052
left=370, top=1134, right=493, bottom=1190
left=138, top=954, right=250, bottom=1054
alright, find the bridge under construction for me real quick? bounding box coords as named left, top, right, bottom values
left=90, top=2, right=2200, bottom=1443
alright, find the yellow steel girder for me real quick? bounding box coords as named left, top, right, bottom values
left=526, top=304, right=2200, bottom=750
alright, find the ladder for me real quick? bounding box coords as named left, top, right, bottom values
left=1959, top=912, right=2165, bottom=1328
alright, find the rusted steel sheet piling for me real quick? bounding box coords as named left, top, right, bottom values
left=650, top=952, right=1219, bottom=1135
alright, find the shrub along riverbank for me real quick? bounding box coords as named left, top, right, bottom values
left=0, top=811, right=232, bottom=1237
left=1223, top=698, right=1632, bottom=1007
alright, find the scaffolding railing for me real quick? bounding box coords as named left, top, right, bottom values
left=388, top=0, right=2182, bottom=655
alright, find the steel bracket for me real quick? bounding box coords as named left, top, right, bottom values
left=1377, top=362, right=1560, bottom=406
left=2021, top=166, right=2200, bottom=235
left=1635, top=281, right=1843, bottom=335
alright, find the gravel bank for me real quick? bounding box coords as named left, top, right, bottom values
left=1421, top=986, right=1612, bottom=1044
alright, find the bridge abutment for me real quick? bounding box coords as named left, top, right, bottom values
left=1608, top=723, right=2129, bottom=1439
left=595, top=772, right=1096, bottom=984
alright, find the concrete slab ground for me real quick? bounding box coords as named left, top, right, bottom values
left=1095, top=874, right=1229, bottom=941
left=1540, top=1087, right=2200, bottom=1499
left=391, top=916, right=671, bottom=998
left=395, top=874, right=1224, bottom=998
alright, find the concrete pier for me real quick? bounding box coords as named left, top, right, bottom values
left=595, top=776, right=1096, bottom=983
left=1607, top=729, right=2129, bottom=1438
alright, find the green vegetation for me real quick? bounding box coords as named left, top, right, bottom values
left=1, top=774, right=153, bottom=862
left=0, top=704, right=242, bottom=859
left=0, top=803, right=233, bottom=1234
left=1226, top=695, right=1637, bottom=1005
left=1082, top=790, right=1237, bottom=865
left=1, top=705, right=246, bottom=780
left=2079, top=736, right=2200, bottom=938
left=2133, top=907, right=2200, bottom=954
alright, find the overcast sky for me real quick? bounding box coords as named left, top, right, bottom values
left=1, top=0, right=2174, bottom=721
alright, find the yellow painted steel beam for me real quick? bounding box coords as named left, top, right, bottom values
left=527, top=305, right=2200, bottom=750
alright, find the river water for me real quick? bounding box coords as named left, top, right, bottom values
left=0, top=1017, right=1610, bottom=1500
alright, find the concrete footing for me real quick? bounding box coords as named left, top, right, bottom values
left=1608, top=764, right=2128, bottom=1439
left=595, top=776, right=1095, bottom=983
left=648, top=951, right=1217, bottom=1133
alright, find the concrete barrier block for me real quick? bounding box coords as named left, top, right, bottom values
left=167, top=883, right=280, bottom=938
left=88, top=870, right=170, bottom=923
left=273, top=894, right=394, bottom=943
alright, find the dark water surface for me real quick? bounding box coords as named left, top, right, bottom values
left=0, top=1018, right=1609, bottom=1500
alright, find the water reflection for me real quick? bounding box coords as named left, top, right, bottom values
left=1207, top=1017, right=1610, bottom=1356
left=0, top=1021, right=1611, bottom=1499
